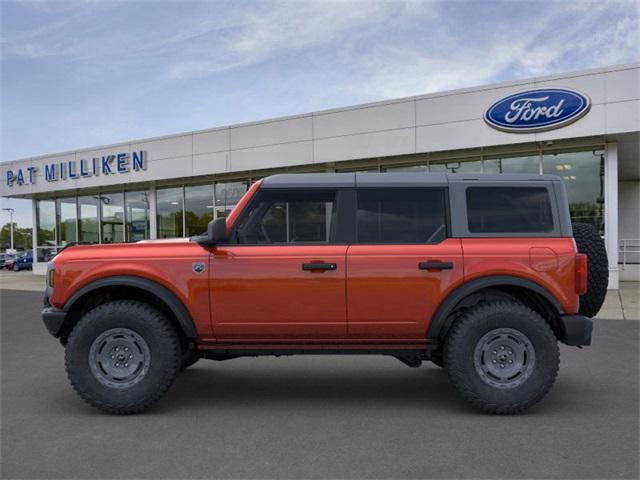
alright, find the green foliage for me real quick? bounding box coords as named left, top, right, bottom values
left=569, top=202, right=604, bottom=234
left=1, top=223, right=32, bottom=251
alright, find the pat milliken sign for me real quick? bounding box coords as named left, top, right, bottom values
left=484, top=88, right=591, bottom=133
left=5, top=151, right=147, bottom=187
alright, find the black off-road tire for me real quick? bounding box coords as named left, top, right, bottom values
left=572, top=223, right=608, bottom=318
left=181, top=346, right=201, bottom=370
left=444, top=301, right=559, bottom=414
left=65, top=300, right=181, bottom=414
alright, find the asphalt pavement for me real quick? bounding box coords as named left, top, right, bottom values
left=1, top=289, right=638, bottom=479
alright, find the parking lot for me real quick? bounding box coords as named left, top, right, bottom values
left=1, top=288, right=639, bottom=479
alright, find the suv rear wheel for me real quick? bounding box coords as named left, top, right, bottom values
left=444, top=301, right=559, bottom=414
left=65, top=300, right=181, bottom=414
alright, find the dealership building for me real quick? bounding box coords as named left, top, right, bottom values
left=1, top=63, right=638, bottom=287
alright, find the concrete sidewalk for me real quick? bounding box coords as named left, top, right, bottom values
left=1, top=269, right=638, bottom=319
left=0, top=270, right=46, bottom=292
left=595, top=281, right=640, bottom=321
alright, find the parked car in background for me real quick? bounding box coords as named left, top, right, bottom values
left=0, top=253, right=16, bottom=269
left=12, top=252, right=33, bottom=271
left=3, top=253, right=19, bottom=270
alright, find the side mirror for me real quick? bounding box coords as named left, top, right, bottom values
left=207, top=217, right=227, bottom=244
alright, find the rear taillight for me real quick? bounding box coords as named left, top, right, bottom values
left=575, top=254, right=588, bottom=295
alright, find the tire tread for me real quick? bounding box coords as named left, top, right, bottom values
left=444, top=301, right=559, bottom=414
left=65, top=300, right=181, bottom=415
left=572, top=223, right=608, bottom=318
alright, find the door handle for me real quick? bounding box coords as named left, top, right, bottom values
left=302, top=263, right=337, bottom=271
left=419, top=261, right=453, bottom=271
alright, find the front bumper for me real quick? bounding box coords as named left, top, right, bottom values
left=42, top=306, right=67, bottom=338
left=559, top=314, right=593, bottom=346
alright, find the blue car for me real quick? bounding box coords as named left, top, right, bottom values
left=12, top=252, right=33, bottom=271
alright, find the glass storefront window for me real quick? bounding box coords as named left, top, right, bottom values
left=56, top=197, right=77, bottom=245
left=100, top=193, right=124, bottom=243
left=384, top=165, right=428, bottom=173
left=430, top=159, right=482, bottom=173
left=185, top=184, right=214, bottom=237
left=214, top=181, right=249, bottom=219
left=336, top=166, right=380, bottom=173
left=36, top=200, right=56, bottom=261
left=483, top=155, right=541, bottom=174
left=78, top=196, right=100, bottom=243
left=543, top=151, right=604, bottom=233
left=125, top=191, right=150, bottom=242
left=157, top=187, right=184, bottom=238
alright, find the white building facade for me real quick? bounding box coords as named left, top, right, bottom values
left=1, top=63, right=639, bottom=287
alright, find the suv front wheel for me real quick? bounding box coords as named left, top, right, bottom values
left=444, top=301, right=559, bottom=414
left=65, top=300, right=181, bottom=414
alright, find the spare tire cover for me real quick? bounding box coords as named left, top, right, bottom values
left=572, top=223, right=608, bottom=317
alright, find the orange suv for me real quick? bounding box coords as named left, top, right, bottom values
left=42, top=173, right=608, bottom=414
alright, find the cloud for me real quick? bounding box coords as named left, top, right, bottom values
left=350, top=0, right=640, bottom=99
left=3, top=0, right=637, bottom=91
left=163, top=1, right=404, bottom=80
left=1, top=0, right=638, bottom=161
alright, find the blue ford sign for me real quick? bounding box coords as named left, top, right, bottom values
left=484, top=88, right=591, bottom=133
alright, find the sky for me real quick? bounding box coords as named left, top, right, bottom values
left=1, top=0, right=639, bottom=228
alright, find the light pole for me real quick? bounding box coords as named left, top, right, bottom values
left=2, top=207, right=15, bottom=251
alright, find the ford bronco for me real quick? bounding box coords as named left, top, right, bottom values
left=42, top=173, right=608, bottom=414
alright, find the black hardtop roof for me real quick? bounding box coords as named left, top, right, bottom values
left=261, top=172, right=562, bottom=188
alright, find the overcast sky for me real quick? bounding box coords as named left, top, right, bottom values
left=1, top=0, right=639, bottom=228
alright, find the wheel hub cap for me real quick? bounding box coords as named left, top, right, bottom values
left=473, top=328, right=535, bottom=389
left=88, top=328, right=151, bottom=389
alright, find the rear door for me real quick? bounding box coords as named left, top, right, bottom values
left=210, top=188, right=348, bottom=339
left=346, top=188, right=463, bottom=339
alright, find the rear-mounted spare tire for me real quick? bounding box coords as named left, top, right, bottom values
left=572, top=223, right=608, bottom=318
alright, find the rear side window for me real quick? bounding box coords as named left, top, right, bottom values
left=466, top=187, right=554, bottom=233
left=356, top=188, right=447, bottom=243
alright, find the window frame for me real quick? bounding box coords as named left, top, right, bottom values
left=352, top=187, right=450, bottom=245
left=225, top=188, right=347, bottom=246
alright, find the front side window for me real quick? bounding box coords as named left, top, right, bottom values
left=466, top=187, right=554, bottom=233
left=235, top=190, right=336, bottom=244
left=356, top=189, right=447, bottom=243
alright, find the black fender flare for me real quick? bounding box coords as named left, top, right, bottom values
left=64, top=275, right=197, bottom=339
left=427, top=275, right=564, bottom=341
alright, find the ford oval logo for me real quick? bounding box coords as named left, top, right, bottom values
left=484, top=88, right=591, bottom=133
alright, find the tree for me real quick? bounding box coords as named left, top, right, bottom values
left=0, top=223, right=33, bottom=251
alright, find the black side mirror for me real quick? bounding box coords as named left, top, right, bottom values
left=207, top=217, right=227, bottom=244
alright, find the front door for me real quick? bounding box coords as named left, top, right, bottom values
left=210, top=188, right=347, bottom=340
left=346, top=187, right=464, bottom=339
